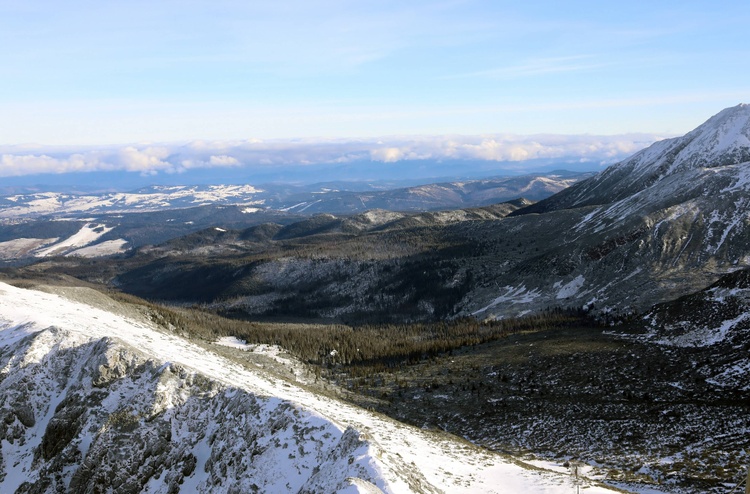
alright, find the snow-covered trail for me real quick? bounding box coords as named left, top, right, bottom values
left=0, top=281, right=622, bottom=493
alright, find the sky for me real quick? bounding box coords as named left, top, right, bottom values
left=0, top=0, right=748, bottom=179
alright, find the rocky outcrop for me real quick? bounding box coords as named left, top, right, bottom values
left=1, top=282, right=608, bottom=493
left=0, top=331, right=384, bottom=493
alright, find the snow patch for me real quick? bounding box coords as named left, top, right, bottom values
left=472, top=285, right=542, bottom=316
left=215, top=336, right=252, bottom=350
left=556, top=275, right=585, bottom=300
left=656, top=312, right=750, bottom=348
left=34, top=223, right=114, bottom=257
left=67, top=239, right=129, bottom=257
left=707, top=359, right=750, bottom=390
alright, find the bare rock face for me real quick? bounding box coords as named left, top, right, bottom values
left=39, top=394, right=87, bottom=461
left=0, top=329, right=383, bottom=494
left=12, top=403, right=35, bottom=428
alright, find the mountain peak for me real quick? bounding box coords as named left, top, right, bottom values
left=512, top=104, right=750, bottom=213
left=627, top=103, right=750, bottom=177
left=680, top=102, right=750, bottom=166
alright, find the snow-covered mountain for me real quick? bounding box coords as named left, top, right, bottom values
left=0, top=173, right=588, bottom=264
left=0, top=173, right=588, bottom=222
left=460, top=103, right=750, bottom=319
left=0, top=281, right=619, bottom=493
left=521, top=103, right=750, bottom=213
left=0, top=185, right=264, bottom=220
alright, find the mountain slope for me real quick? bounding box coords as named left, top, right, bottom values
left=0, top=173, right=587, bottom=264
left=517, top=103, right=750, bottom=214
left=0, top=282, right=618, bottom=493
left=451, top=104, right=750, bottom=319
left=631, top=267, right=750, bottom=391
left=0, top=173, right=588, bottom=222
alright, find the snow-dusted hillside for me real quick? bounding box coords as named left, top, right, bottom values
left=462, top=104, right=750, bottom=319
left=0, top=282, right=619, bottom=493
left=522, top=103, right=750, bottom=213
left=0, top=222, right=129, bottom=260
left=0, top=174, right=589, bottom=222
left=0, top=185, right=263, bottom=220
left=0, top=173, right=589, bottom=263
left=632, top=267, right=750, bottom=392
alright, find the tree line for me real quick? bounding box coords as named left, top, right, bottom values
left=108, top=288, right=595, bottom=377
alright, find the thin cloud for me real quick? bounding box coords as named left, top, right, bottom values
left=443, top=55, right=615, bottom=80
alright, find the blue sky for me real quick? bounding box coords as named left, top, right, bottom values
left=1, top=0, right=747, bottom=147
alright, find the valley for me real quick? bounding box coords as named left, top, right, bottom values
left=0, top=280, right=624, bottom=494
left=2, top=104, right=750, bottom=493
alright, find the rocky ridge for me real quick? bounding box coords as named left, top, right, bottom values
left=0, top=282, right=618, bottom=493
left=463, top=104, right=750, bottom=319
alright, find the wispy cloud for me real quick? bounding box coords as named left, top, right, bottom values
left=0, top=1, right=747, bottom=147
left=443, top=55, right=613, bottom=80
left=0, top=134, right=661, bottom=178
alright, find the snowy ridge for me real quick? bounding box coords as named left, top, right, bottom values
left=0, top=282, right=620, bottom=493
left=0, top=223, right=128, bottom=260
left=583, top=104, right=746, bottom=201
left=525, top=103, right=750, bottom=213
left=618, top=103, right=750, bottom=179
left=668, top=103, right=750, bottom=170
left=467, top=104, right=750, bottom=320
left=0, top=185, right=264, bottom=220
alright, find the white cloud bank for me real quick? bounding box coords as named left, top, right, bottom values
left=0, top=134, right=663, bottom=178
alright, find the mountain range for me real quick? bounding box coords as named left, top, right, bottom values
left=0, top=172, right=587, bottom=264
left=37, top=105, right=750, bottom=325
left=2, top=104, right=750, bottom=492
